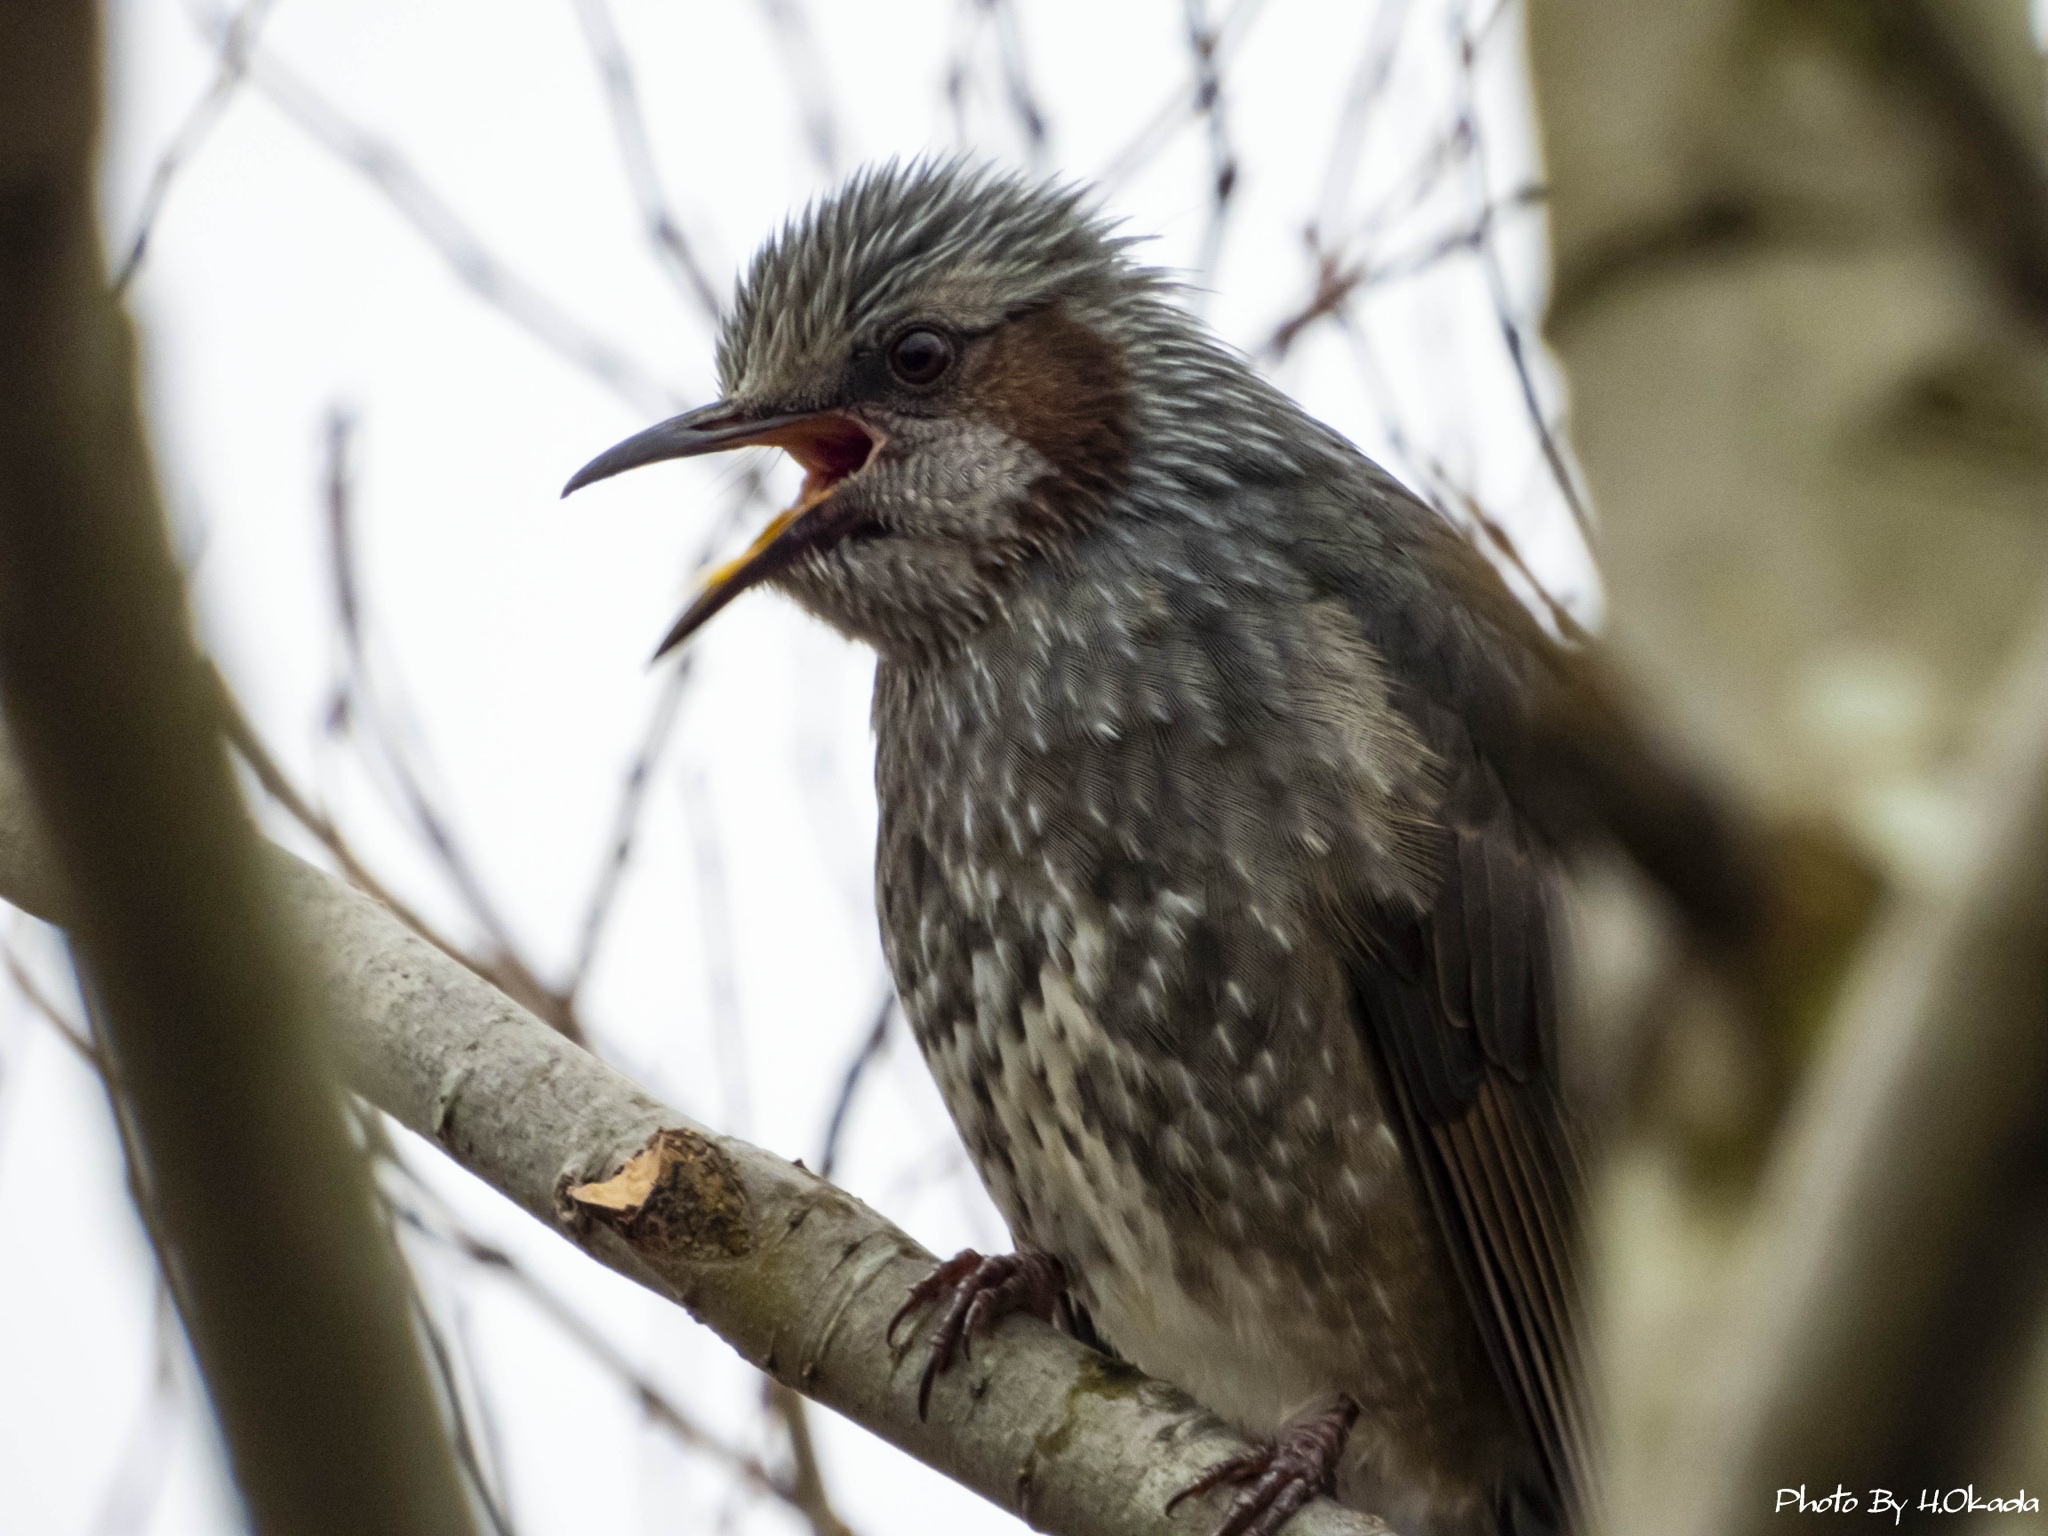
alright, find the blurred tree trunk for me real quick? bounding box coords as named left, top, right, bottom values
left=1526, top=1, right=2048, bottom=1530
left=0, top=7, right=477, bottom=1532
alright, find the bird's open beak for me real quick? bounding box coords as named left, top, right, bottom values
left=561, top=400, right=880, bottom=658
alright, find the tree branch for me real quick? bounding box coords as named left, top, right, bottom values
left=1683, top=585, right=2048, bottom=1535
left=0, top=728, right=1383, bottom=1536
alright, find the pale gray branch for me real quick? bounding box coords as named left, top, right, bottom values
left=0, top=728, right=1383, bottom=1536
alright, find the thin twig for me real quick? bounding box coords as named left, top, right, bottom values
left=1449, top=0, right=1594, bottom=542
left=409, top=1288, right=520, bottom=1536
left=389, top=1200, right=798, bottom=1508
left=1095, top=0, right=1267, bottom=192
left=819, top=991, right=894, bottom=1181
left=561, top=463, right=773, bottom=1007
left=1262, top=183, right=1546, bottom=361
left=113, top=0, right=279, bottom=294
left=570, top=0, right=725, bottom=318
left=564, top=655, right=692, bottom=997
left=1334, top=311, right=1580, bottom=635
left=987, top=0, right=1051, bottom=168
left=3, top=939, right=101, bottom=1071
left=1352, top=117, right=1478, bottom=245
left=215, top=664, right=483, bottom=976
left=766, top=1380, right=856, bottom=1536
left=314, top=410, right=586, bottom=1042
left=184, top=0, right=678, bottom=416
left=756, top=0, right=846, bottom=176
left=1181, top=0, right=1240, bottom=289
left=1311, top=0, right=1418, bottom=242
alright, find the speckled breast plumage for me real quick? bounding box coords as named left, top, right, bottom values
left=873, top=511, right=1522, bottom=1528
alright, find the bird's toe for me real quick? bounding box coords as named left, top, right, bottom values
left=887, top=1247, right=1067, bottom=1419
left=1166, top=1396, right=1359, bottom=1536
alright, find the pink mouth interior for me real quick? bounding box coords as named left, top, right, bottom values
left=775, top=415, right=876, bottom=502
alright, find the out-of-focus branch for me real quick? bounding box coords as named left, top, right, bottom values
left=819, top=991, right=895, bottom=1181
left=570, top=0, right=724, bottom=318
left=985, top=0, right=1050, bottom=169
left=1528, top=0, right=2048, bottom=1525
left=1448, top=5, right=1592, bottom=542
left=217, top=655, right=588, bottom=1041
left=756, top=0, right=846, bottom=177
left=1820, top=0, right=2048, bottom=329
left=0, top=7, right=476, bottom=1533
left=0, top=762, right=1385, bottom=1536
left=312, top=410, right=587, bottom=1042
left=766, top=1379, right=857, bottom=1536
left=1684, top=586, right=2048, bottom=1535
left=1260, top=183, right=1545, bottom=361
left=184, top=2, right=679, bottom=416
left=1094, top=0, right=1266, bottom=192
left=1181, top=0, right=1239, bottom=286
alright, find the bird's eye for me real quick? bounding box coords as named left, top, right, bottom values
left=889, top=328, right=954, bottom=386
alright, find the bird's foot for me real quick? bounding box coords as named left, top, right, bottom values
left=1166, top=1397, right=1360, bottom=1536
left=886, top=1246, right=1066, bottom=1419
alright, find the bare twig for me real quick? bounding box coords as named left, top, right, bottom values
left=315, top=410, right=586, bottom=1042
left=408, top=1284, right=520, bottom=1536
left=389, top=1186, right=809, bottom=1510
left=1449, top=1, right=1594, bottom=541
left=683, top=770, right=752, bottom=1131
left=185, top=1, right=678, bottom=416
left=563, top=654, right=692, bottom=998
left=570, top=0, right=725, bottom=318
left=766, top=1380, right=857, bottom=1536
left=756, top=0, right=846, bottom=177
left=819, top=990, right=894, bottom=1181
left=1095, top=0, right=1267, bottom=192
left=112, top=0, right=279, bottom=294
left=1262, top=187, right=1549, bottom=363
left=3, top=938, right=100, bottom=1070
left=986, top=0, right=1051, bottom=169
left=555, top=458, right=776, bottom=1014
left=1181, top=0, right=1240, bottom=288
left=1330, top=312, right=1581, bottom=635
left=217, top=667, right=462, bottom=966
left=1311, top=0, right=1418, bottom=242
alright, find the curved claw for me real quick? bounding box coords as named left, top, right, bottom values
left=885, top=1247, right=1067, bottom=1420
left=886, top=1250, right=982, bottom=1348
left=1166, top=1397, right=1359, bottom=1536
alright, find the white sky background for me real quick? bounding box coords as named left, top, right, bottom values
left=0, top=3, right=1587, bottom=1533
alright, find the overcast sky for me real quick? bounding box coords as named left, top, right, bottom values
left=0, top=4, right=1582, bottom=1533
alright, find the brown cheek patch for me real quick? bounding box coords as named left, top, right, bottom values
left=963, top=304, right=1133, bottom=531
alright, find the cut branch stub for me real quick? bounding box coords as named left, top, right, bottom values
left=566, top=1126, right=753, bottom=1262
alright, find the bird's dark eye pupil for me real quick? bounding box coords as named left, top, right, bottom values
left=890, top=329, right=952, bottom=384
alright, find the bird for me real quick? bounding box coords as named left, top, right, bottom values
left=564, top=161, right=1759, bottom=1536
